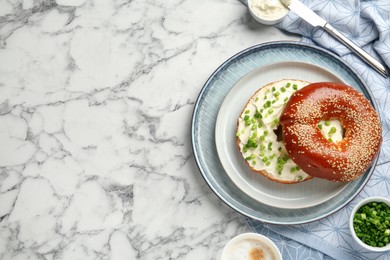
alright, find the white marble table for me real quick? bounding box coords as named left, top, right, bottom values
left=0, top=0, right=297, bottom=259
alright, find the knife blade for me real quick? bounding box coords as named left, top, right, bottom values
left=283, top=0, right=388, bottom=77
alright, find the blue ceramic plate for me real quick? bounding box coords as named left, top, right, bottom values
left=191, top=41, right=379, bottom=224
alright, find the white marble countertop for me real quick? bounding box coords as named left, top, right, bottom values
left=0, top=0, right=297, bottom=259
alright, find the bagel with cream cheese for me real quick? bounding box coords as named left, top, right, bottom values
left=236, top=79, right=382, bottom=184
left=236, top=79, right=312, bottom=184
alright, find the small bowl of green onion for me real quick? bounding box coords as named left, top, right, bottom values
left=350, top=197, right=390, bottom=252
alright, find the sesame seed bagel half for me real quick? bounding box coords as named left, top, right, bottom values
left=280, top=82, right=382, bottom=182
left=236, top=79, right=313, bottom=184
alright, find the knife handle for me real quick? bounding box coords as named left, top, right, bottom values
left=324, top=24, right=388, bottom=77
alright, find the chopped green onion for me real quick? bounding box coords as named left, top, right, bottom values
left=353, top=201, right=390, bottom=248
left=281, top=87, right=286, bottom=92
left=325, top=120, right=330, bottom=126
left=329, top=126, right=337, bottom=134
left=245, top=110, right=250, bottom=114
left=271, top=118, right=279, bottom=128
left=290, top=165, right=301, bottom=173
left=244, top=138, right=258, bottom=149
left=276, top=154, right=289, bottom=173
left=293, top=84, right=298, bottom=90
left=285, top=82, right=291, bottom=88
left=254, top=110, right=262, bottom=119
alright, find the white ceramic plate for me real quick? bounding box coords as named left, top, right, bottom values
left=215, top=62, right=348, bottom=209
left=191, top=41, right=378, bottom=224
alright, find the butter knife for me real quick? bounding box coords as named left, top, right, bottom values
left=282, top=0, right=388, bottom=77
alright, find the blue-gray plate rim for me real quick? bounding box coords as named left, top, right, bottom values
left=191, top=41, right=379, bottom=225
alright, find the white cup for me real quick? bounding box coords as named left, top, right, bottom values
left=219, top=233, right=282, bottom=260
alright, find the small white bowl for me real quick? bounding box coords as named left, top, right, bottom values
left=248, top=0, right=289, bottom=25
left=219, top=233, right=282, bottom=260
left=349, top=197, right=390, bottom=252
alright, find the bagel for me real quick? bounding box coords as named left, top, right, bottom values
left=280, top=82, right=382, bottom=182
left=236, top=79, right=312, bottom=184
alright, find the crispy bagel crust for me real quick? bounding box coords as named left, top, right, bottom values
left=280, top=82, right=382, bottom=182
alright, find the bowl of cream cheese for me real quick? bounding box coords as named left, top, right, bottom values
left=248, top=0, right=289, bottom=25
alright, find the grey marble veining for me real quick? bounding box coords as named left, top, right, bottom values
left=0, top=0, right=295, bottom=259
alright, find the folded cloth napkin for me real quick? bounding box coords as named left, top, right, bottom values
left=242, top=0, right=390, bottom=259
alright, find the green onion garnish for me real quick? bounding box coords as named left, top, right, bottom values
left=244, top=138, right=258, bottom=149
left=353, top=201, right=390, bottom=248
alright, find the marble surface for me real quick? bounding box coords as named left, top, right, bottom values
left=0, top=0, right=297, bottom=259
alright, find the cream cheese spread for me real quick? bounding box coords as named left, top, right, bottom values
left=237, top=80, right=309, bottom=182
left=249, top=0, right=289, bottom=20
